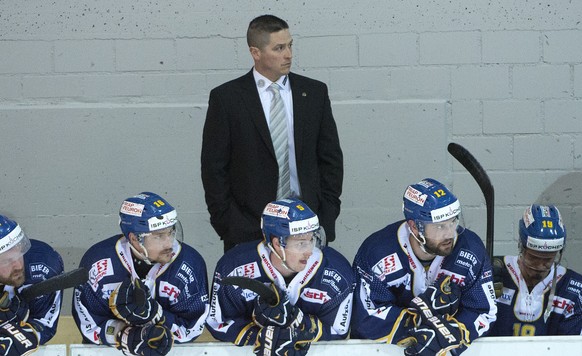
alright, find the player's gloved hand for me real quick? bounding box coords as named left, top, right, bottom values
left=0, top=291, right=30, bottom=325
left=117, top=324, right=173, bottom=356
left=413, top=275, right=461, bottom=317
left=492, top=256, right=505, bottom=299
left=110, top=278, right=163, bottom=326
left=398, top=314, right=468, bottom=356
left=0, top=321, right=39, bottom=356
left=253, top=314, right=322, bottom=356
left=252, top=283, right=302, bottom=328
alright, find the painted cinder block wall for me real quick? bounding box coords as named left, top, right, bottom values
left=1, top=1, right=581, bottom=313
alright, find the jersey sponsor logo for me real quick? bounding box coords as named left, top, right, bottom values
left=567, top=279, right=582, bottom=295
left=498, top=287, right=515, bottom=306
left=300, top=260, right=320, bottom=285
left=261, top=253, right=279, bottom=281
left=263, top=203, right=290, bottom=218
left=552, top=296, right=575, bottom=317
left=334, top=296, right=351, bottom=333
left=321, top=269, right=343, bottom=293
left=404, top=186, right=428, bottom=206
left=29, top=262, right=51, bottom=281
left=101, top=282, right=119, bottom=300
left=89, top=258, right=114, bottom=292
left=228, top=261, right=261, bottom=279
left=176, top=262, right=197, bottom=285
left=356, top=266, right=373, bottom=282
left=120, top=201, right=145, bottom=217
left=372, top=253, right=402, bottom=281
left=437, top=270, right=466, bottom=287
left=159, top=281, right=181, bottom=305
left=301, top=288, right=330, bottom=304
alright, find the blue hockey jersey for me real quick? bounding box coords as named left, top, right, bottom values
left=72, top=235, right=209, bottom=345
left=9, top=239, right=64, bottom=344
left=206, top=241, right=355, bottom=345
left=351, top=220, right=497, bottom=349
left=489, top=255, right=582, bottom=336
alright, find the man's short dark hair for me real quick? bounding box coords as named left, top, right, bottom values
left=247, top=15, right=289, bottom=49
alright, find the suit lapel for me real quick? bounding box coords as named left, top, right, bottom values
left=236, top=71, right=276, bottom=159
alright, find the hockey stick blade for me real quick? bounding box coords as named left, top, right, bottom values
left=20, top=267, right=89, bottom=302
left=221, top=276, right=277, bottom=305
left=447, top=142, right=495, bottom=259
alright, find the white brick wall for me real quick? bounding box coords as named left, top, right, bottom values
left=1, top=1, right=582, bottom=310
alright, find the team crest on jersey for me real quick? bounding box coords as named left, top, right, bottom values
left=372, top=253, right=402, bottom=281
left=159, top=281, right=181, bottom=305
left=228, top=262, right=261, bottom=279
left=301, top=288, right=330, bottom=304
left=89, top=258, right=114, bottom=292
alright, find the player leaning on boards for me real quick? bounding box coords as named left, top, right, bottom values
left=72, top=192, right=210, bottom=355
left=0, top=215, right=64, bottom=356
left=351, top=178, right=497, bottom=355
left=490, top=204, right=582, bottom=336
left=206, top=198, right=354, bottom=355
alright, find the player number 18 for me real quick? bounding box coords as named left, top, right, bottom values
left=513, top=323, right=536, bottom=336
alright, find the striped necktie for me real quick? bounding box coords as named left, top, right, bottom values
left=268, top=83, right=292, bottom=200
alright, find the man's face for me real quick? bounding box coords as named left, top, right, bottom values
left=0, top=247, right=26, bottom=287
left=518, top=248, right=557, bottom=287
left=422, top=217, right=459, bottom=256
left=251, top=29, right=293, bottom=82
left=137, top=226, right=176, bottom=264
left=279, top=232, right=315, bottom=272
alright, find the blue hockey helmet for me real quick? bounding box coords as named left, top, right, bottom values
left=119, top=192, right=179, bottom=238
left=261, top=198, right=325, bottom=248
left=519, top=204, right=565, bottom=253
left=0, top=215, right=31, bottom=264
left=403, top=178, right=461, bottom=224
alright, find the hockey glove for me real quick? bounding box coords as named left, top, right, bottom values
left=412, top=275, right=461, bottom=317
left=252, top=283, right=302, bottom=328
left=398, top=313, right=469, bottom=356
left=253, top=314, right=322, bottom=356
left=492, top=256, right=506, bottom=299
left=117, top=324, right=173, bottom=356
left=110, top=278, right=163, bottom=326
left=0, top=321, right=39, bottom=356
left=0, top=291, right=30, bottom=326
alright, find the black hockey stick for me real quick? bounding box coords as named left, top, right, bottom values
left=221, top=276, right=277, bottom=305
left=20, top=267, right=89, bottom=301
left=448, top=143, right=495, bottom=260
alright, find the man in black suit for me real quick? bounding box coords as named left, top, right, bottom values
left=201, top=14, right=343, bottom=252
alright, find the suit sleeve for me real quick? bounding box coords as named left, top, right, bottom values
left=315, top=84, right=343, bottom=242
left=27, top=250, right=65, bottom=345
left=201, top=88, right=234, bottom=240
left=350, top=250, right=413, bottom=343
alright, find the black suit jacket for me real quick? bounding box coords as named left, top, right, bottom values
left=201, top=70, right=343, bottom=247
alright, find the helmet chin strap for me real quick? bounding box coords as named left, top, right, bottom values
left=268, top=242, right=299, bottom=274
left=129, top=236, right=153, bottom=265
